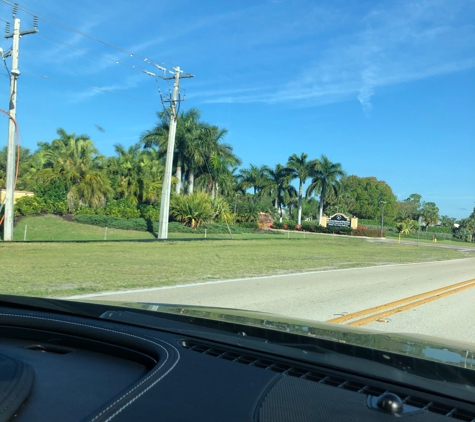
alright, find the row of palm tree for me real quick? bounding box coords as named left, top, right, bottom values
left=139, top=108, right=346, bottom=224
left=141, top=109, right=241, bottom=198
left=237, top=154, right=346, bottom=225
left=2, top=107, right=348, bottom=224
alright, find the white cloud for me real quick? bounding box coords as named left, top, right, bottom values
left=196, top=0, right=475, bottom=113
left=69, top=73, right=144, bottom=103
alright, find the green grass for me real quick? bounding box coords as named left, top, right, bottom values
left=385, top=231, right=470, bottom=245
left=13, top=215, right=155, bottom=241
left=11, top=215, right=282, bottom=241
left=1, top=233, right=469, bottom=298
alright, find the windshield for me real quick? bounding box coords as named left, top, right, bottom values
left=0, top=0, right=474, bottom=363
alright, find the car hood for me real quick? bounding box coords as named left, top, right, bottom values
left=88, top=300, right=475, bottom=370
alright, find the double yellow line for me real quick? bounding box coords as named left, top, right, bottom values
left=327, top=278, right=475, bottom=327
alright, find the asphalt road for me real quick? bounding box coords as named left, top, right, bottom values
left=75, top=257, right=475, bottom=344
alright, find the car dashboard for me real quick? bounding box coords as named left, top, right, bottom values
left=1, top=298, right=474, bottom=422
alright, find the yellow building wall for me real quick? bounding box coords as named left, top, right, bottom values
left=0, top=189, right=34, bottom=203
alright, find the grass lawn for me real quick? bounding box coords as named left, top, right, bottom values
left=385, top=231, right=468, bottom=246
left=11, top=215, right=285, bottom=241
left=1, top=230, right=470, bottom=297
left=13, top=215, right=155, bottom=241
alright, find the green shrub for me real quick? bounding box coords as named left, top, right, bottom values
left=212, top=197, right=233, bottom=223
left=237, top=221, right=259, bottom=229
left=53, top=200, right=68, bottom=215
left=170, top=192, right=214, bottom=228
left=75, top=207, right=96, bottom=215
left=15, top=196, right=45, bottom=216
left=353, top=226, right=384, bottom=237
left=235, top=196, right=275, bottom=223
left=74, top=214, right=152, bottom=232
left=139, top=204, right=160, bottom=221
left=14, top=195, right=69, bottom=217
left=104, top=199, right=141, bottom=219
left=427, top=225, right=453, bottom=234
left=359, top=218, right=395, bottom=228
left=339, top=226, right=353, bottom=235
left=74, top=208, right=266, bottom=235
left=301, top=222, right=319, bottom=232
left=453, top=228, right=473, bottom=242
left=167, top=222, right=262, bottom=235
left=34, top=179, right=68, bottom=203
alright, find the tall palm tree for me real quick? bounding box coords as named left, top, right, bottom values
left=38, top=128, right=112, bottom=210
left=18, top=148, right=48, bottom=191
left=262, top=164, right=296, bottom=222
left=286, top=152, right=312, bottom=226
left=195, top=151, right=241, bottom=199
left=141, top=108, right=202, bottom=194
left=185, top=124, right=238, bottom=195
left=107, top=143, right=142, bottom=203
left=238, top=164, right=268, bottom=196
left=306, top=155, right=346, bottom=225
left=138, top=148, right=166, bottom=204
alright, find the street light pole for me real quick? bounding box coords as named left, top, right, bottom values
left=380, top=201, right=387, bottom=237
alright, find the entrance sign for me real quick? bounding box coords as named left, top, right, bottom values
left=326, top=213, right=351, bottom=227
left=320, top=213, right=358, bottom=229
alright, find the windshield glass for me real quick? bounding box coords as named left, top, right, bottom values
left=1, top=0, right=474, bottom=362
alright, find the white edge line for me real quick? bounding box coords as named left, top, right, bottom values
left=64, top=257, right=473, bottom=300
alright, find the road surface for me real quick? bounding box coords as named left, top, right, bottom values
left=71, top=257, right=475, bottom=344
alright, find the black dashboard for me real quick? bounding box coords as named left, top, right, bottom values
left=1, top=299, right=474, bottom=422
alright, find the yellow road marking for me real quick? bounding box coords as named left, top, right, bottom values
left=348, top=281, right=475, bottom=326
left=327, top=278, right=475, bottom=325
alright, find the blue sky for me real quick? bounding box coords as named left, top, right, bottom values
left=0, top=0, right=473, bottom=218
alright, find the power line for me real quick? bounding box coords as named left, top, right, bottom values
left=22, top=70, right=157, bottom=104
left=37, top=33, right=152, bottom=74
left=0, top=0, right=169, bottom=71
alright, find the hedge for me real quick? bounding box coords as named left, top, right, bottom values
left=272, top=221, right=354, bottom=236
left=74, top=214, right=154, bottom=232
left=14, top=196, right=68, bottom=217
left=73, top=215, right=263, bottom=235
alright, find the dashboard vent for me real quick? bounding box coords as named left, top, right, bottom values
left=181, top=340, right=475, bottom=421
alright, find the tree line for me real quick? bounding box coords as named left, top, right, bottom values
left=1, top=108, right=473, bottom=241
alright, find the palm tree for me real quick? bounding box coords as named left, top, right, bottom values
left=262, top=164, right=296, bottom=222
left=238, top=164, right=268, bottom=196
left=286, top=153, right=312, bottom=226
left=38, top=128, right=112, bottom=210
left=107, top=143, right=142, bottom=203
left=184, top=123, right=227, bottom=195
left=141, top=108, right=202, bottom=194
left=396, top=219, right=419, bottom=242
left=191, top=125, right=241, bottom=198
left=0, top=146, right=36, bottom=191
left=420, top=202, right=439, bottom=231
left=286, top=196, right=299, bottom=220
left=306, top=155, right=346, bottom=225
left=138, top=148, right=167, bottom=204
left=195, top=152, right=241, bottom=199
left=17, top=149, right=48, bottom=191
